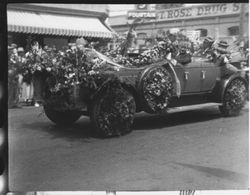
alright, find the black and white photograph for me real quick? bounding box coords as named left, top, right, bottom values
left=7, top=3, right=249, bottom=193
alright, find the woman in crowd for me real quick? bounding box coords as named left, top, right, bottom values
left=20, top=45, right=34, bottom=105
left=16, top=47, right=28, bottom=104
left=25, top=41, right=46, bottom=107
left=8, top=44, right=22, bottom=108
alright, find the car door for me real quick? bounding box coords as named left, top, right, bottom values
left=200, top=60, right=220, bottom=92
left=174, top=59, right=202, bottom=94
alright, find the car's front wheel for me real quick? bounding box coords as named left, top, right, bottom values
left=44, top=106, right=81, bottom=125
left=90, top=86, right=136, bottom=138
left=219, top=78, right=248, bottom=116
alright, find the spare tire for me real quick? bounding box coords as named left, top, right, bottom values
left=137, top=66, right=174, bottom=113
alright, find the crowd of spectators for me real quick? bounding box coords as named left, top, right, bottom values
left=8, top=41, right=53, bottom=108
left=7, top=38, right=95, bottom=108
left=8, top=43, right=29, bottom=108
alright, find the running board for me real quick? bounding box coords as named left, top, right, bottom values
left=167, top=103, right=223, bottom=113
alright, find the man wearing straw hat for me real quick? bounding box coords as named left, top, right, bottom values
left=213, top=40, right=238, bottom=77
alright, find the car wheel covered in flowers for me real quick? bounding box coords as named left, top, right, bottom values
left=42, top=48, right=248, bottom=138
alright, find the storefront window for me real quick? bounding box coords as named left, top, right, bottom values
left=8, top=33, right=28, bottom=49
left=228, top=26, right=239, bottom=36
left=196, top=28, right=208, bottom=37
left=137, top=33, right=147, bottom=39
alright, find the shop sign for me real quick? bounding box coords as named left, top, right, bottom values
left=156, top=3, right=243, bottom=21
left=127, top=10, right=156, bottom=19
left=185, top=30, right=201, bottom=42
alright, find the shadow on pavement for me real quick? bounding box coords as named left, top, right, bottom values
left=20, top=107, right=247, bottom=140
left=20, top=116, right=99, bottom=141
left=132, top=108, right=223, bottom=130
left=173, top=162, right=248, bottom=185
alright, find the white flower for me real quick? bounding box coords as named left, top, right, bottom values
left=88, top=70, right=96, bottom=75
left=223, top=56, right=229, bottom=64
left=46, top=67, right=52, bottom=72
left=37, top=66, right=42, bottom=71
left=114, top=66, right=120, bottom=71
left=69, top=73, right=75, bottom=78
left=92, top=64, right=100, bottom=69
left=22, top=58, right=27, bottom=63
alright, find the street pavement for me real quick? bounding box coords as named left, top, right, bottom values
left=8, top=104, right=249, bottom=191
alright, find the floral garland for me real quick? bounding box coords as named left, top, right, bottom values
left=95, top=80, right=136, bottom=136
left=17, top=36, right=180, bottom=114
left=141, top=66, right=174, bottom=113
left=105, top=43, right=173, bottom=68
left=20, top=33, right=191, bottom=112
left=223, top=79, right=247, bottom=114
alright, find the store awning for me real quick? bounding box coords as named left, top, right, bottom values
left=7, top=10, right=114, bottom=38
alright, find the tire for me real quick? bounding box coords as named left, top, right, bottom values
left=219, top=78, right=248, bottom=116
left=90, top=86, right=136, bottom=138
left=44, top=106, right=81, bottom=125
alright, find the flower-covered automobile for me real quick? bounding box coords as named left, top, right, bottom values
left=42, top=47, right=248, bottom=138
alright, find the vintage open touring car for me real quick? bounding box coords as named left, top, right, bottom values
left=43, top=48, right=248, bottom=137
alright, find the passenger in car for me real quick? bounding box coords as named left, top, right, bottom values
left=213, top=41, right=238, bottom=77
left=200, top=37, right=216, bottom=62
left=194, top=36, right=215, bottom=60
left=175, top=46, right=192, bottom=65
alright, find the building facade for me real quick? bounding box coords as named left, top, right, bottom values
left=109, top=3, right=249, bottom=48
left=7, top=4, right=114, bottom=50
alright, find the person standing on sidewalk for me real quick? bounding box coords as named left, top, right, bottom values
left=17, top=47, right=34, bottom=105
left=8, top=44, right=22, bottom=108
left=25, top=41, right=46, bottom=107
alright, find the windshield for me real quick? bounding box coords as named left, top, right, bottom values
left=84, top=48, right=124, bottom=68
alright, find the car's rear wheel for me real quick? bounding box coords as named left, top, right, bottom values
left=90, top=86, right=136, bottom=138
left=219, top=78, right=247, bottom=116
left=44, top=106, right=81, bottom=125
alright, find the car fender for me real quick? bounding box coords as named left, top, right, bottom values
left=90, top=74, right=121, bottom=101
left=211, top=72, right=248, bottom=103
left=161, top=60, right=181, bottom=97
left=121, top=82, right=142, bottom=111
